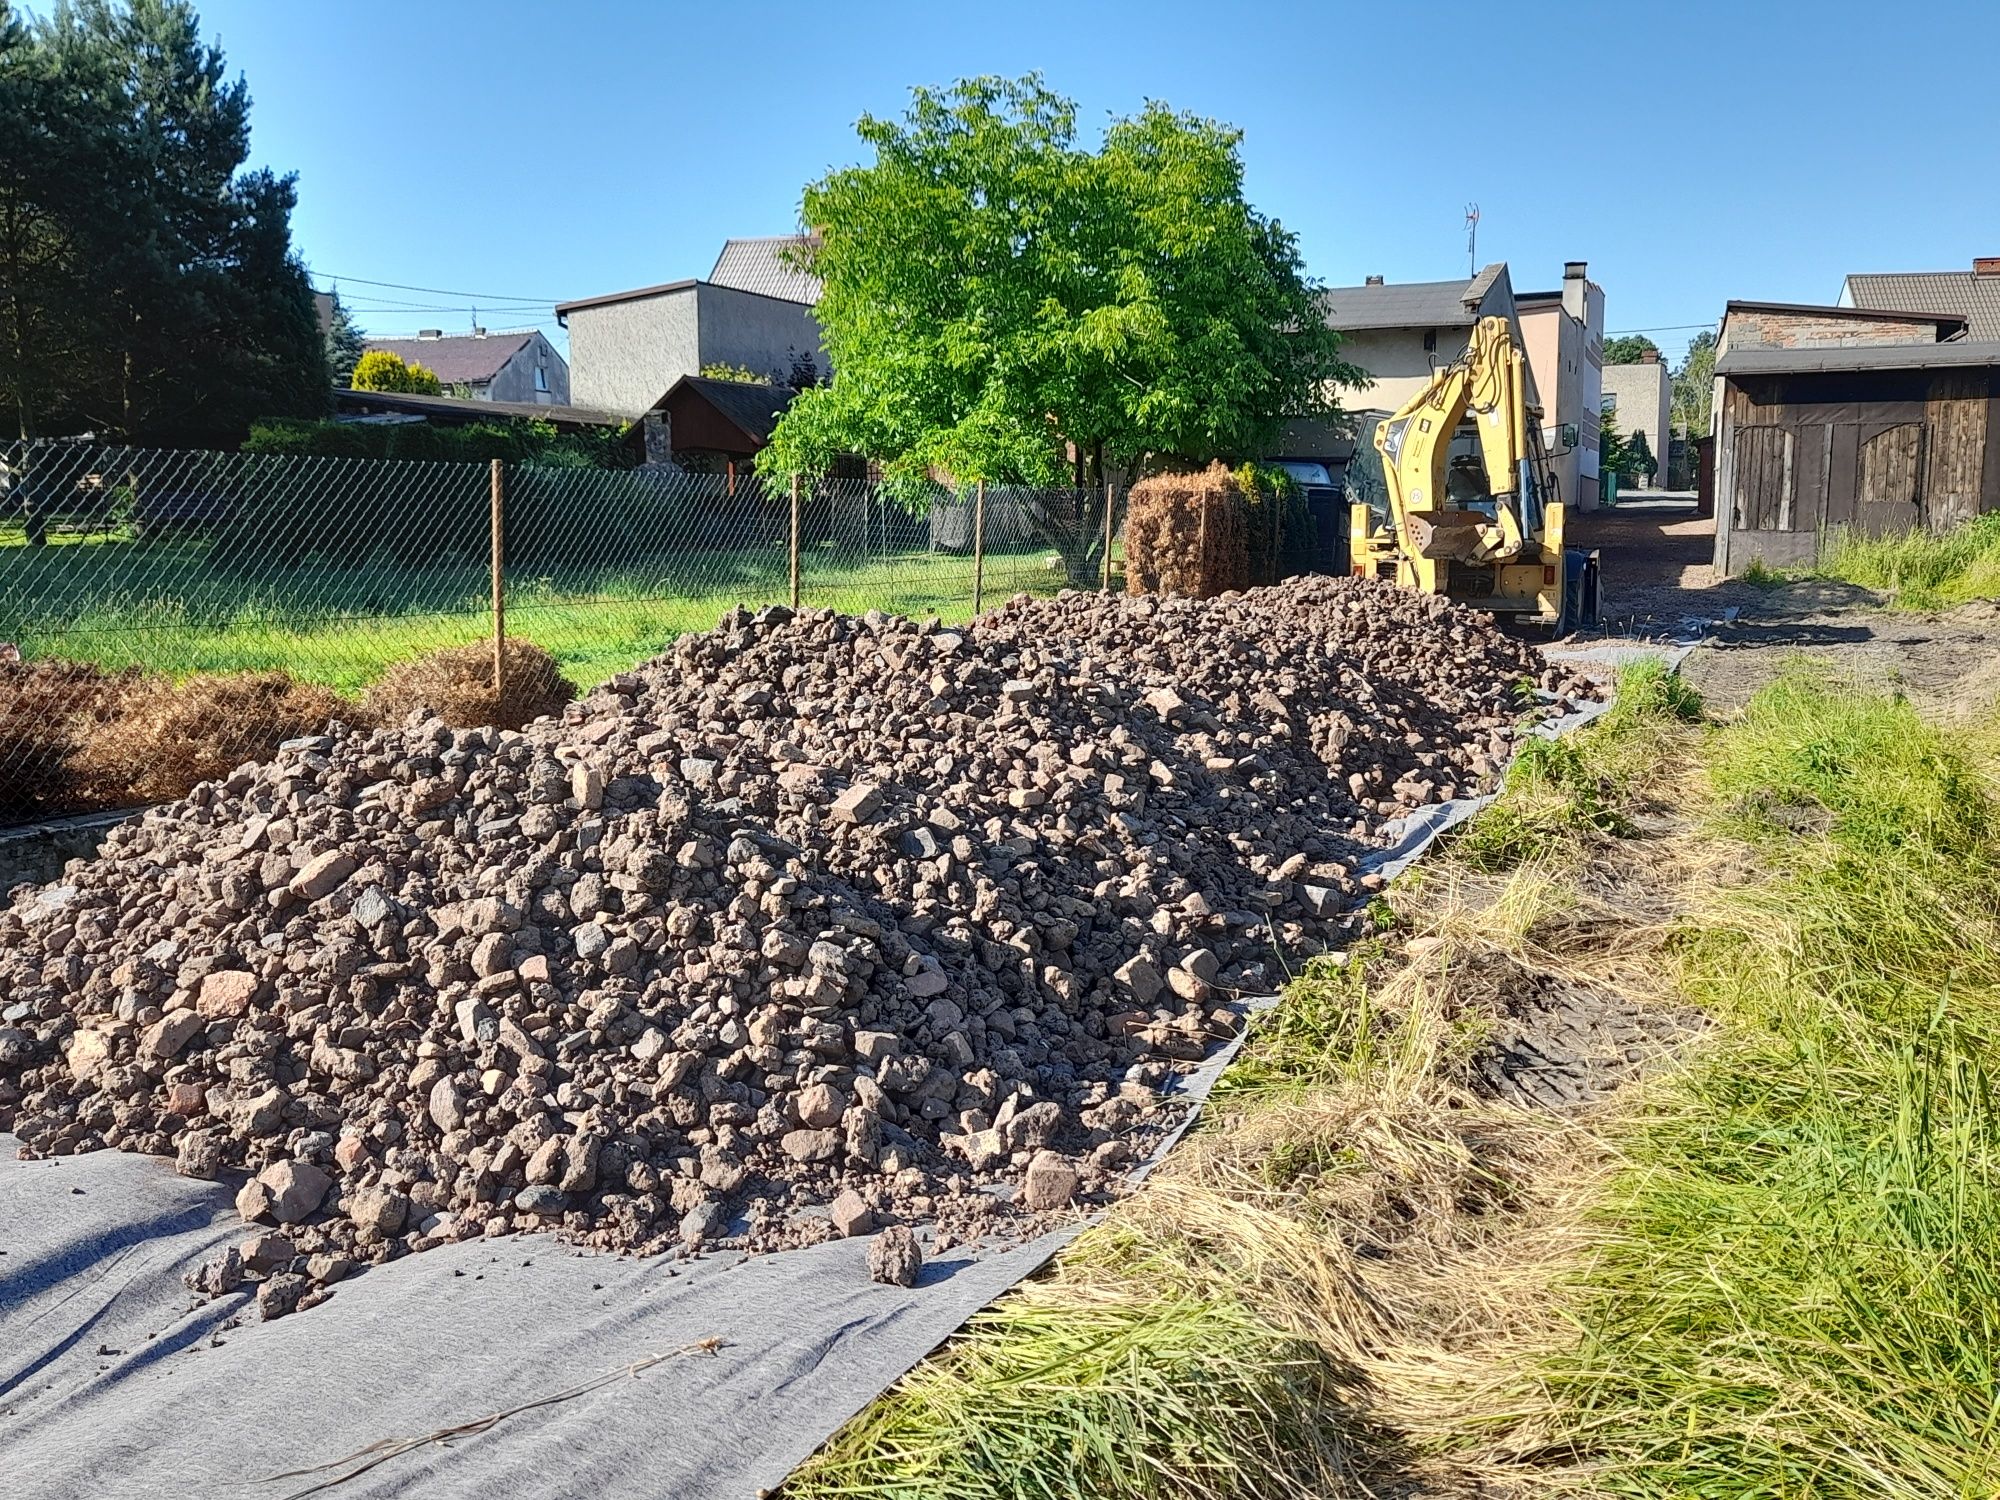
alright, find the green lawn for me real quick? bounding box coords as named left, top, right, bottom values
left=0, top=531, right=1073, bottom=691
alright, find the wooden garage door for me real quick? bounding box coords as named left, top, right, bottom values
left=1731, top=426, right=1795, bottom=531
left=1924, top=374, right=1990, bottom=530
left=1856, top=422, right=1923, bottom=535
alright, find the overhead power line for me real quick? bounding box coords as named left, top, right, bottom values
left=1605, top=322, right=1716, bottom=335
left=311, top=271, right=565, bottom=305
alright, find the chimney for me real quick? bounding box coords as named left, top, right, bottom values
left=1562, top=261, right=1588, bottom=321
left=1640, top=348, right=1660, bottom=363
left=1975, top=256, right=2000, bottom=277
left=1365, top=274, right=1384, bottom=286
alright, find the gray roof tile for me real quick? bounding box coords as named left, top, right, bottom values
left=709, top=236, right=822, bottom=305
left=1319, top=275, right=1482, bottom=330
left=364, top=332, right=537, bottom=386
left=1845, top=272, right=2000, bottom=341
left=1718, top=338, right=2000, bottom=376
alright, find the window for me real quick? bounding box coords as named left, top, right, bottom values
left=534, top=365, right=549, bottom=393
left=1273, top=460, right=1335, bottom=488
left=1600, top=393, right=1618, bottom=415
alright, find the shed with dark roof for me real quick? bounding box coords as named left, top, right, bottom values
left=655, top=375, right=794, bottom=450
left=643, top=375, right=796, bottom=468
left=1711, top=298, right=2000, bottom=575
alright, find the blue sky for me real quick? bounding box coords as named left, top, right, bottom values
left=82, top=0, right=2000, bottom=364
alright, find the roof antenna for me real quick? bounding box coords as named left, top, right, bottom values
left=1464, top=204, right=1480, bottom=276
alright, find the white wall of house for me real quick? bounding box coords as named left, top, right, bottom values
left=1600, top=360, right=1671, bottom=487
left=1337, top=328, right=1475, bottom=414
left=565, top=289, right=703, bottom=416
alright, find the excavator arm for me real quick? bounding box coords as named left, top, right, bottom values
left=1349, top=314, right=1597, bottom=628
left=1374, top=316, right=1533, bottom=563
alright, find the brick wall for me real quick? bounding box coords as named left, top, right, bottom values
left=1729, top=310, right=1939, bottom=350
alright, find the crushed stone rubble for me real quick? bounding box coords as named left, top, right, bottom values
left=0, top=577, right=1595, bottom=1316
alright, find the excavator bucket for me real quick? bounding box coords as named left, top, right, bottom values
left=1404, top=511, right=1489, bottom=561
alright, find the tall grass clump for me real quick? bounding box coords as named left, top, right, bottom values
left=1542, top=665, right=2000, bottom=1496
left=1455, top=657, right=1701, bottom=872
left=1814, top=511, right=2000, bottom=610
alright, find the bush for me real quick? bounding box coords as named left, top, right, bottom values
left=0, top=657, right=140, bottom=819
left=362, top=638, right=575, bottom=731
left=350, top=349, right=442, bottom=395
left=70, top=671, right=361, bottom=805
left=242, top=416, right=635, bottom=469
left=1124, top=463, right=1250, bottom=598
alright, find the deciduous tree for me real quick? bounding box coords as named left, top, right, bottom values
left=1672, top=329, right=1717, bottom=437
left=761, top=75, right=1360, bottom=578
left=1602, top=333, right=1661, bottom=365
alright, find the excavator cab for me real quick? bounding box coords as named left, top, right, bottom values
left=1349, top=316, right=1600, bottom=632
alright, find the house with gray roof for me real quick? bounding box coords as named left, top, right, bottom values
left=1318, top=263, right=1522, bottom=417
left=1841, top=257, right=2000, bottom=341
left=362, top=329, right=569, bottom=405
left=558, top=236, right=825, bottom=419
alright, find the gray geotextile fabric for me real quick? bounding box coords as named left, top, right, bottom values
left=0, top=1137, right=1081, bottom=1499
left=0, top=1010, right=1237, bottom=1500
left=0, top=639, right=1682, bottom=1500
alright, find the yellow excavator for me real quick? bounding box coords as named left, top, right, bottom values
left=1349, top=315, right=1599, bottom=631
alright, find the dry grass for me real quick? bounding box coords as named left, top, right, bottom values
left=70, top=670, right=361, bottom=805
left=1124, top=463, right=1251, bottom=599
left=361, top=637, right=575, bottom=731
left=0, top=656, right=140, bottom=818
left=4, top=637, right=577, bottom=823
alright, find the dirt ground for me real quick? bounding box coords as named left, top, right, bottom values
left=1569, top=498, right=2000, bottom=716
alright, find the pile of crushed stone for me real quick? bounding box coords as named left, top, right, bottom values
left=0, top=577, right=1594, bottom=1317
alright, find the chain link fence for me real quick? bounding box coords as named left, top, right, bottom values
left=0, top=440, right=1119, bottom=824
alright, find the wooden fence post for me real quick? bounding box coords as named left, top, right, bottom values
left=489, top=459, right=505, bottom=704
left=789, top=473, right=801, bottom=609
left=971, top=479, right=987, bottom=615
left=1196, top=488, right=1210, bottom=596
left=1101, top=480, right=1116, bottom=591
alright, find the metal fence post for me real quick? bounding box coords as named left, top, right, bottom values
left=971, top=479, right=987, bottom=615
left=1101, top=480, right=1116, bottom=592
left=489, top=458, right=505, bottom=701
left=789, top=473, right=801, bottom=609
